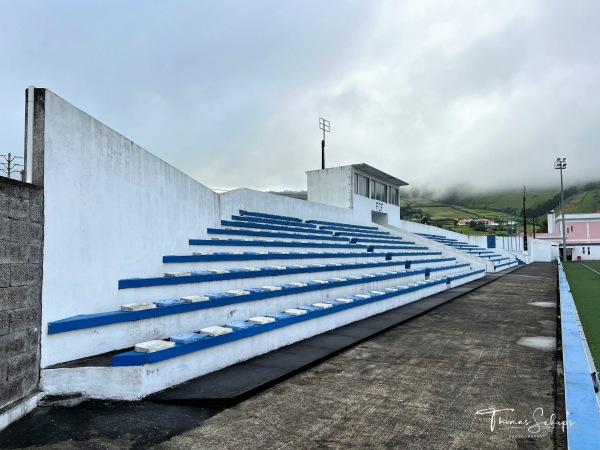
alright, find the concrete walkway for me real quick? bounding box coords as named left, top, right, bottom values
left=153, top=263, right=566, bottom=450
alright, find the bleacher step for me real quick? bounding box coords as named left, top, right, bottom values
left=148, top=272, right=502, bottom=406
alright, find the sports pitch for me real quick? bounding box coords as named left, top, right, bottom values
left=562, top=261, right=600, bottom=369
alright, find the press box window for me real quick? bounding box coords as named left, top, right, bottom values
left=389, top=187, right=399, bottom=206
left=370, top=181, right=387, bottom=202
left=354, top=174, right=369, bottom=197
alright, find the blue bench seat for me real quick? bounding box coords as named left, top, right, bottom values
left=118, top=258, right=457, bottom=289
left=320, top=226, right=391, bottom=236
left=305, top=219, right=379, bottom=231
left=230, top=214, right=318, bottom=229
left=163, top=250, right=441, bottom=264
left=221, top=219, right=334, bottom=235
left=111, top=275, right=459, bottom=366
left=239, top=209, right=303, bottom=223
left=332, top=231, right=399, bottom=240
left=48, top=262, right=468, bottom=335
left=207, top=228, right=351, bottom=242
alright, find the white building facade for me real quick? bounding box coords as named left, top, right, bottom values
left=535, top=210, right=600, bottom=261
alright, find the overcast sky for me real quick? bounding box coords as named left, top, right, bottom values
left=1, top=1, right=599, bottom=195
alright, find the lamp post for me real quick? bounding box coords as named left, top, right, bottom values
left=319, top=117, right=330, bottom=169
left=523, top=186, right=527, bottom=252
left=554, top=157, right=567, bottom=261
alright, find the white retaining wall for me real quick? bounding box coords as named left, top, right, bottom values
left=219, top=188, right=354, bottom=224
left=353, top=193, right=401, bottom=228
left=527, top=239, right=559, bottom=263
left=396, top=219, right=563, bottom=263
left=306, top=166, right=353, bottom=209
left=37, top=90, right=220, bottom=367
left=381, top=223, right=490, bottom=272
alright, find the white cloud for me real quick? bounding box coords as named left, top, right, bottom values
left=1, top=0, right=598, bottom=193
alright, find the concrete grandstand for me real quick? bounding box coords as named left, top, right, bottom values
left=1, top=88, right=598, bottom=448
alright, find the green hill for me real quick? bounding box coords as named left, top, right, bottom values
left=404, top=183, right=599, bottom=219
left=463, top=189, right=558, bottom=211
left=401, top=183, right=600, bottom=235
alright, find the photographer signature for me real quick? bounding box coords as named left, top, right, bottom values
left=475, top=407, right=574, bottom=433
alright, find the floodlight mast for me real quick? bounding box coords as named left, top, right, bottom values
left=523, top=186, right=527, bottom=251
left=554, top=157, right=567, bottom=262
left=319, top=117, right=330, bottom=169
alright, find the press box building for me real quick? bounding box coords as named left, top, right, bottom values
left=306, top=164, right=408, bottom=228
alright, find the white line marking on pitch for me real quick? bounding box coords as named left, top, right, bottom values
left=580, top=263, right=600, bottom=276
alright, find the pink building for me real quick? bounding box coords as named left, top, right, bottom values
left=536, top=210, right=600, bottom=260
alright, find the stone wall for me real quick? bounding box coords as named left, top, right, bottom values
left=0, top=175, right=43, bottom=410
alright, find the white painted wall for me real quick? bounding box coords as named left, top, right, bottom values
left=353, top=194, right=401, bottom=227
left=397, top=220, right=524, bottom=254
left=469, top=235, right=524, bottom=259
left=306, top=166, right=352, bottom=209
left=494, top=235, right=525, bottom=253
left=393, top=220, right=557, bottom=265
left=219, top=188, right=354, bottom=224
left=383, top=222, right=489, bottom=272
left=39, top=90, right=220, bottom=367
left=466, top=235, right=487, bottom=248
left=528, top=239, right=559, bottom=262
left=396, top=219, right=462, bottom=239
left=570, top=243, right=600, bottom=261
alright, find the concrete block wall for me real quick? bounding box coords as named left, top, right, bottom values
left=0, top=176, right=43, bottom=410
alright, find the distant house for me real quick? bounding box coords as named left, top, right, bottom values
left=535, top=210, right=600, bottom=260
left=476, top=218, right=498, bottom=227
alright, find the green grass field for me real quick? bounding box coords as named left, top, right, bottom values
left=562, top=261, right=600, bottom=370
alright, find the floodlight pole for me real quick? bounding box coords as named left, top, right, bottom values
left=319, top=117, right=330, bottom=169
left=523, top=186, right=527, bottom=251
left=554, top=158, right=567, bottom=262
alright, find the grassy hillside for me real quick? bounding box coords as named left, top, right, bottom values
left=401, top=184, right=599, bottom=236
left=401, top=201, right=504, bottom=221
left=566, top=190, right=599, bottom=214
left=403, top=184, right=599, bottom=221
left=465, top=190, right=558, bottom=211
